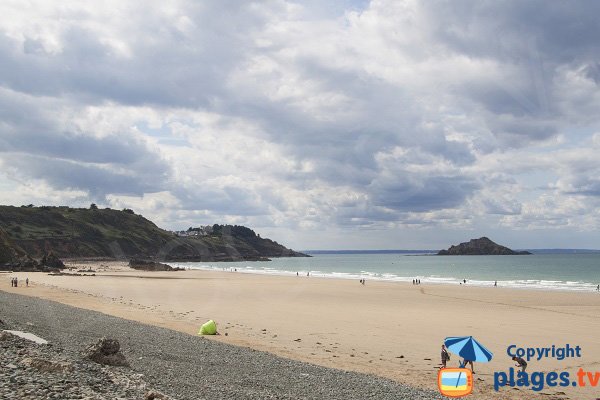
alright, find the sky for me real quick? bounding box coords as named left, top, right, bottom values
left=1, top=0, right=600, bottom=250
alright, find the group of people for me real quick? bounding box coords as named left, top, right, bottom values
left=441, top=344, right=527, bottom=373
left=412, top=279, right=421, bottom=285
left=10, top=277, right=28, bottom=287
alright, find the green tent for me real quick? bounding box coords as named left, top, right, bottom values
left=198, top=320, right=217, bottom=335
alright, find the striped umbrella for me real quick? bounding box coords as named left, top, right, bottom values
left=444, top=336, right=493, bottom=388
left=444, top=336, right=493, bottom=363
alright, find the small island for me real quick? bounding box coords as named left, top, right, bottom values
left=437, top=237, right=532, bottom=255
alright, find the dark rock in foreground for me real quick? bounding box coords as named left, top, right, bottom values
left=0, top=329, right=159, bottom=399
left=438, top=237, right=532, bottom=255
left=84, top=337, right=130, bottom=367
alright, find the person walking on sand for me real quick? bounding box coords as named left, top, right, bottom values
left=494, top=281, right=497, bottom=287
left=26, top=278, right=29, bottom=287
left=441, top=345, right=450, bottom=369
left=597, top=284, right=599, bottom=292
left=463, top=358, right=474, bottom=373
left=512, top=356, right=527, bottom=372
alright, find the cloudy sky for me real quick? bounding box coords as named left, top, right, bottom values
left=1, top=1, right=600, bottom=250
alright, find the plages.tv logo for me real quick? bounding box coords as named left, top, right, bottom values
left=438, top=336, right=494, bottom=398
left=438, top=368, right=473, bottom=397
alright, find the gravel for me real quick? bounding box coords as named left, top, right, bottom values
left=0, top=290, right=443, bottom=400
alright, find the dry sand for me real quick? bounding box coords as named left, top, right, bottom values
left=3, top=261, right=600, bottom=400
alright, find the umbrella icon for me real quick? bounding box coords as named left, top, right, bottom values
left=444, top=336, right=493, bottom=387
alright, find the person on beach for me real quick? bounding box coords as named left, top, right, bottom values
left=463, top=358, right=474, bottom=373
left=441, top=345, right=450, bottom=369
left=14, top=277, right=17, bottom=287
left=463, top=279, right=467, bottom=284
left=26, top=278, right=29, bottom=287
left=412, top=279, right=415, bottom=285
left=512, top=356, right=527, bottom=372
left=494, top=281, right=497, bottom=287
left=597, top=284, right=599, bottom=291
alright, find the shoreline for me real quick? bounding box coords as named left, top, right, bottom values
left=4, top=261, right=600, bottom=400
left=168, top=262, right=600, bottom=294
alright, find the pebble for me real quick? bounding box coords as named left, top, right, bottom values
left=1, top=291, right=443, bottom=400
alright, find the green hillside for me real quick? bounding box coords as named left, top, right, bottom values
left=0, top=227, right=26, bottom=264
left=0, top=205, right=307, bottom=261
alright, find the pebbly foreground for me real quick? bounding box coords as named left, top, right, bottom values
left=0, top=290, right=443, bottom=400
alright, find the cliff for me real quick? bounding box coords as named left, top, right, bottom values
left=0, top=227, right=27, bottom=264
left=0, top=205, right=308, bottom=262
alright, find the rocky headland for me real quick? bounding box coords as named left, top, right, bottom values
left=0, top=205, right=308, bottom=263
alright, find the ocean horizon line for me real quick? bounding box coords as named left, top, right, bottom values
left=302, top=248, right=600, bottom=255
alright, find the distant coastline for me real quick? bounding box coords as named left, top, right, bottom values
left=303, top=249, right=435, bottom=255
left=303, top=248, right=600, bottom=255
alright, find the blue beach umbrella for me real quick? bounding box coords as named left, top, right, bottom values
left=444, top=336, right=493, bottom=363
left=444, top=336, right=493, bottom=388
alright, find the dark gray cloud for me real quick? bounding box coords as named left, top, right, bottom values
left=0, top=2, right=268, bottom=108
left=0, top=90, right=172, bottom=199
left=584, top=63, right=600, bottom=84
left=370, top=174, right=480, bottom=213
left=425, top=0, right=600, bottom=64
left=3, top=154, right=164, bottom=198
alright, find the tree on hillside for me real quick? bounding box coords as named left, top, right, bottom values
left=90, top=203, right=98, bottom=210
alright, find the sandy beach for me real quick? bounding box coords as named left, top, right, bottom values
left=3, top=262, right=600, bottom=400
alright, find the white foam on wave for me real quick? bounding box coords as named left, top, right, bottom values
left=167, top=262, right=599, bottom=292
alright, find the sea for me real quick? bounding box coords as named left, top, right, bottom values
left=168, top=252, right=600, bottom=292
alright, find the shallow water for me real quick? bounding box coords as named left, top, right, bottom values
left=169, top=253, right=600, bottom=292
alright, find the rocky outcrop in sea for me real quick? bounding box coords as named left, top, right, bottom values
left=438, top=237, right=532, bottom=255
